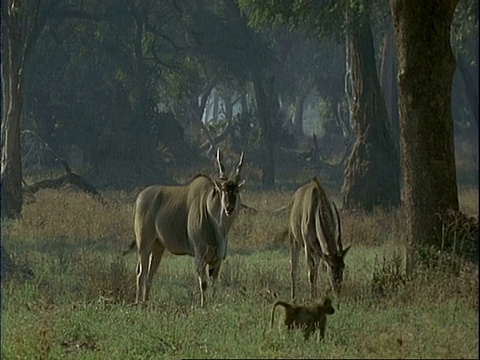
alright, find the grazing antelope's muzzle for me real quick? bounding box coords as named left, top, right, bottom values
left=225, top=204, right=235, bottom=217
left=326, top=259, right=345, bottom=294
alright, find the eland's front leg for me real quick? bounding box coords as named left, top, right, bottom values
left=305, top=248, right=319, bottom=300
left=144, top=241, right=165, bottom=302
left=136, top=250, right=151, bottom=304
left=196, top=259, right=209, bottom=307
left=208, top=259, right=222, bottom=299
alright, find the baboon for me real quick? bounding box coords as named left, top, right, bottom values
left=270, top=297, right=335, bottom=340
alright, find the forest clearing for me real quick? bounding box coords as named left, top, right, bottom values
left=1, top=184, right=477, bottom=359
left=1, top=0, right=478, bottom=358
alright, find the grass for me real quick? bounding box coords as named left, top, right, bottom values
left=1, top=185, right=478, bottom=359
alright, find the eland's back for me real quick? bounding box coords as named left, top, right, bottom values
left=134, top=181, right=192, bottom=256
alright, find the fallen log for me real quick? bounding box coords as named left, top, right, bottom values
left=23, top=160, right=104, bottom=203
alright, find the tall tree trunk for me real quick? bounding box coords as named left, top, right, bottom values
left=293, top=95, right=306, bottom=142
left=380, top=24, right=400, bottom=153
left=456, top=53, right=478, bottom=126
left=224, top=88, right=234, bottom=125
left=132, top=2, right=156, bottom=172
left=252, top=71, right=275, bottom=188
left=391, top=0, right=460, bottom=274
left=1, top=64, right=24, bottom=219
left=185, top=79, right=216, bottom=141
left=212, top=89, right=219, bottom=121
left=238, top=91, right=251, bottom=146
left=341, top=11, right=401, bottom=211
left=0, top=0, right=39, bottom=218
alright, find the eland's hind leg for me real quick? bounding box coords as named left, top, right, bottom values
left=144, top=240, right=166, bottom=302
left=290, top=235, right=300, bottom=301
left=135, top=232, right=155, bottom=304
left=136, top=250, right=151, bottom=304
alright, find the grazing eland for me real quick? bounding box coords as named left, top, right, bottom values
left=127, top=149, right=245, bottom=306
left=289, top=177, right=351, bottom=300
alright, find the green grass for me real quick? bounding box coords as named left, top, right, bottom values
left=1, top=187, right=478, bottom=359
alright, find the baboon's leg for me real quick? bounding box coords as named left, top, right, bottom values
left=319, top=319, right=326, bottom=341
left=303, top=324, right=314, bottom=340
left=144, top=240, right=166, bottom=301
left=305, top=247, right=319, bottom=299
left=290, top=236, right=300, bottom=301
left=196, top=258, right=209, bottom=307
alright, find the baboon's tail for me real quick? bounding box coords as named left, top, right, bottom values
left=122, top=240, right=136, bottom=256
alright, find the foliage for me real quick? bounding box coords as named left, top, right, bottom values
left=452, top=0, right=478, bottom=57
left=238, top=0, right=346, bottom=37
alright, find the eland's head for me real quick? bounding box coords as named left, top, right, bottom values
left=317, top=201, right=351, bottom=294
left=215, top=149, right=245, bottom=218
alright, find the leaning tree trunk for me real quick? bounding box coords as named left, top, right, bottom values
left=1, top=69, right=24, bottom=219
left=391, top=0, right=460, bottom=274
left=1, top=1, right=28, bottom=219
left=341, top=11, right=401, bottom=211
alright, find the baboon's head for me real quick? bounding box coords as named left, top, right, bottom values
left=322, top=297, right=335, bottom=315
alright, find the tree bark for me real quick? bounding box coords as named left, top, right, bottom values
left=252, top=71, right=275, bottom=188
left=293, top=95, right=306, bottom=142
left=1, top=0, right=27, bottom=218
left=380, top=24, right=400, bottom=153
left=341, top=11, right=401, bottom=211
left=391, top=0, right=460, bottom=274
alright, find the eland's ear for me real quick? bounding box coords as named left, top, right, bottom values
left=212, top=179, right=222, bottom=194
left=342, top=245, right=352, bottom=258
left=238, top=179, right=245, bottom=189
left=234, top=151, right=245, bottom=181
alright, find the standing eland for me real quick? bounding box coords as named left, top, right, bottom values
left=126, top=149, right=245, bottom=306
left=289, top=177, right=351, bottom=300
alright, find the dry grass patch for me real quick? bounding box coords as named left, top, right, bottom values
left=458, top=186, right=478, bottom=216
left=4, top=189, right=133, bottom=252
